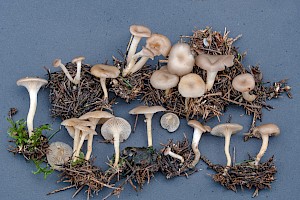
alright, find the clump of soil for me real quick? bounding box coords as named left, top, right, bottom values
left=47, top=62, right=113, bottom=120
left=201, top=155, right=277, bottom=197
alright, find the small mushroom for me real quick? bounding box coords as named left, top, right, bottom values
left=188, top=120, right=211, bottom=168
left=46, top=142, right=72, bottom=171
left=79, top=111, right=114, bottom=160
left=211, top=123, right=243, bottom=174
left=167, top=43, right=195, bottom=76
left=232, top=73, right=257, bottom=102
left=101, top=117, right=131, bottom=167
left=150, top=69, right=179, bottom=96
left=127, top=25, right=151, bottom=63
left=178, top=73, right=206, bottom=110
left=52, top=59, right=75, bottom=84
left=73, top=125, right=97, bottom=160
left=91, top=64, right=120, bottom=101
left=247, top=123, right=280, bottom=166
left=16, top=77, right=48, bottom=137
left=145, top=33, right=172, bottom=57
left=129, top=106, right=166, bottom=147
left=164, top=147, right=184, bottom=163
left=195, top=54, right=234, bottom=91
left=123, top=47, right=154, bottom=77
left=160, top=113, right=180, bottom=133
left=72, top=56, right=85, bottom=84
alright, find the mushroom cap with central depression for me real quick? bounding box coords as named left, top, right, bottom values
left=178, top=73, right=205, bottom=98
left=232, top=73, right=256, bottom=92
left=91, top=64, right=120, bottom=79
left=150, top=70, right=179, bottom=90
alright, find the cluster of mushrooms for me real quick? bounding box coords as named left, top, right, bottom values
left=16, top=25, right=281, bottom=175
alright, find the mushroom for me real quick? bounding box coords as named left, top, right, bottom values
left=122, top=47, right=154, bottom=77
left=46, top=142, right=72, bottom=171
left=210, top=123, right=243, bottom=173
left=90, top=64, right=120, bottom=101
left=79, top=111, right=114, bottom=160
left=167, top=43, right=195, bottom=76
left=16, top=77, right=48, bottom=137
left=160, top=113, right=180, bottom=133
left=163, top=147, right=184, bottom=163
left=150, top=69, right=179, bottom=96
left=52, top=59, right=75, bottom=84
left=232, top=73, right=257, bottom=102
left=195, top=54, right=234, bottom=91
left=129, top=106, right=166, bottom=147
left=127, top=25, right=151, bottom=63
left=72, top=56, right=85, bottom=84
left=73, top=125, right=97, bottom=160
left=246, top=123, right=280, bottom=166
left=61, top=118, right=94, bottom=156
left=178, top=73, right=206, bottom=110
left=145, top=33, right=172, bottom=57
left=101, top=117, right=131, bottom=167
left=188, top=120, right=211, bottom=168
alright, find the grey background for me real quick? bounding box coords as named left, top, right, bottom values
left=0, top=0, right=299, bottom=199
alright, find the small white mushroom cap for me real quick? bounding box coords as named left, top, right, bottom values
left=150, top=70, right=179, bottom=90
left=160, top=113, right=180, bottom=132
left=178, top=73, right=206, bottom=98
left=101, top=117, right=132, bottom=143
left=46, top=142, right=72, bottom=171
left=232, top=73, right=257, bottom=102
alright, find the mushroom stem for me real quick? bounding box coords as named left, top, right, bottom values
left=165, top=147, right=184, bottom=163
left=73, top=61, right=82, bottom=84
left=73, top=128, right=80, bottom=159
left=165, top=88, right=171, bottom=96
left=190, top=128, right=203, bottom=167
left=57, top=61, right=75, bottom=83
left=254, top=134, right=269, bottom=165
left=205, top=71, right=218, bottom=92
left=130, top=57, right=150, bottom=74
left=185, top=97, right=190, bottom=110
left=85, top=125, right=96, bottom=160
left=113, top=133, right=120, bottom=167
left=145, top=114, right=154, bottom=147
left=27, top=90, right=38, bottom=137
left=224, top=132, right=232, bottom=174
left=100, top=78, right=108, bottom=100
left=123, top=50, right=144, bottom=77
left=242, top=92, right=257, bottom=102
left=74, top=132, right=88, bottom=161
left=127, top=36, right=141, bottom=63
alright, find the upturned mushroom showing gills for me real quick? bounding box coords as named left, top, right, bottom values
left=188, top=120, right=211, bottom=168
left=211, top=123, right=243, bottom=174
left=150, top=69, right=179, bottom=96
left=101, top=117, right=131, bottom=168
left=16, top=77, right=48, bottom=137
left=71, top=56, right=85, bottom=84
left=91, top=64, right=120, bottom=101
left=167, top=43, right=195, bottom=76
left=129, top=106, right=166, bottom=147
left=160, top=113, right=180, bottom=133
left=79, top=111, right=114, bottom=160
left=232, top=73, right=257, bottom=102
left=178, top=73, right=206, bottom=110
left=52, top=59, right=76, bottom=84
left=46, top=142, right=72, bottom=171
left=127, top=25, right=151, bottom=63
left=195, top=54, right=234, bottom=91
left=248, top=123, right=280, bottom=166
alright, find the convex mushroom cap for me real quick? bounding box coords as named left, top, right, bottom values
left=167, top=43, right=195, bottom=76
left=150, top=69, right=179, bottom=90
left=46, top=142, right=72, bottom=171
left=146, top=33, right=172, bottom=57
left=160, top=113, right=180, bottom=133
left=195, top=54, right=234, bottom=91
left=232, top=73, right=256, bottom=102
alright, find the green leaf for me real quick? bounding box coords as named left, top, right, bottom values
left=32, top=159, right=54, bottom=179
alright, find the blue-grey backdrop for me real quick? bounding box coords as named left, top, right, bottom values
left=0, top=1, right=299, bottom=200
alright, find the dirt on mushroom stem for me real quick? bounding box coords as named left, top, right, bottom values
left=200, top=155, right=277, bottom=198
left=46, top=62, right=114, bottom=120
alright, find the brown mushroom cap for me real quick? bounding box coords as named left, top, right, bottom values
left=146, top=33, right=172, bottom=57
left=72, top=56, right=85, bottom=64
left=232, top=73, right=256, bottom=92
left=46, top=142, right=72, bottom=171
left=160, top=113, right=180, bottom=132
left=150, top=70, right=179, bottom=90
left=79, top=111, right=114, bottom=124
left=211, top=123, right=243, bottom=137
left=167, top=43, right=195, bottom=76
left=101, top=117, right=131, bottom=142
left=188, top=120, right=211, bottom=132
left=91, top=64, right=120, bottom=79
left=195, top=54, right=234, bottom=72
left=52, top=59, right=62, bottom=68
left=129, top=105, right=166, bottom=115
left=178, top=73, right=205, bottom=98
left=252, top=123, right=280, bottom=138
left=130, top=25, right=151, bottom=38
